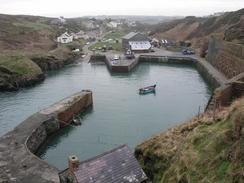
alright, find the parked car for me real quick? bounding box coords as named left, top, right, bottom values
left=182, top=49, right=195, bottom=55
left=113, top=55, right=120, bottom=60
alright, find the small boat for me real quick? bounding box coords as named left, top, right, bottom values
left=139, top=84, right=156, bottom=94
left=72, top=115, right=82, bottom=125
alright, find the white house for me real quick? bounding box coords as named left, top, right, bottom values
left=59, top=16, right=66, bottom=24
left=57, top=32, right=73, bottom=43
left=107, top=21, right=120, bottom=28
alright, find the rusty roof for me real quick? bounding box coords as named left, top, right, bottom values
left=73, top=145, right=147, bottom=183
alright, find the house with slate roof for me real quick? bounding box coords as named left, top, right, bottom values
left=60, top=145, right=148, bottom=183
left=122, top=32, right=149, bottom=49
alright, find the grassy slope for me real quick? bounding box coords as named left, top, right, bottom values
left=104, top=31, right=127, bottom=40
left=89, top=42, right=122, bottom=51
left=152, top=8, right=244, bottom=53
left=0, top=14, right=84, bottom=90
left=135, top=98, right=244, bottom=183
left=88, top=31, right=125, bottom=51
left=0, top=54, right=42, bottom=77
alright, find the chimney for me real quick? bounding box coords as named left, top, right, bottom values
left=68, top=155, right=80, bottom=172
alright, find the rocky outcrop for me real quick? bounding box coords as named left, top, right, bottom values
left=0, top=48, right=80, bottom=91
left=31, top=53, right=79, bottom=72
left=0, top=65, right=45, bottom=91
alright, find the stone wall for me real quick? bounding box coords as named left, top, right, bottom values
left=196, top=61, right=221, bottom=88
left=205, top=73, right=244, bottom=111
left=0, top=90, right=93, bottom=183
left=139, top=55, right=196, bottom=65
left=89, top=55, right=107, bottom=63
left=207, top=36, right=244, bottom=79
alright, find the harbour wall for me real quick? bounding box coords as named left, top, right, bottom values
left=90, top=54, right=139, bottom=72
left=89, top=51, right=243, bottom=110
left=206, top=36, right=244, bottom=79
left=0, top=90, right=93, bottom=183
left=139, top=55, right=221, bottom=88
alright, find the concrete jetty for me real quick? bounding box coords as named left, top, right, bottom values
left=0, top=90, right=93, bottom=183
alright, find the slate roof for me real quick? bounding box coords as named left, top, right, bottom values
left=73, top=145, right=148, bottom=183
left=129, top=41, right=151, bottom=51
left=122, top=32, right=138, bottom=40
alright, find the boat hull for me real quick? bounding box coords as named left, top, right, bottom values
left=139, top=84, right=156, bottom=95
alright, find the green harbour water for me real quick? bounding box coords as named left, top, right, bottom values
left=0, top=61, right=212, bottom=169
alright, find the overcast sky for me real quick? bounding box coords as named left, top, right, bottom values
left=0, top=0, right=243, bottom=17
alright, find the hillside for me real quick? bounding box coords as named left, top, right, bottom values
left=135, top=97, right=244, bottom=183
left=0, top=14, right=84, bottom=91
left=152, top=8, right=244, bottom=53
left=0, top=14, right=57, bottom=51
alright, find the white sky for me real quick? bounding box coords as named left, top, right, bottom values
left=0, top=0, right=243, bottom=17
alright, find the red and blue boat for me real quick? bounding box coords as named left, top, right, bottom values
left=139, top=84, right=156, bottom=94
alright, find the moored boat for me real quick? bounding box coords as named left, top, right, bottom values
left=139, top=84, right=156, bottom=94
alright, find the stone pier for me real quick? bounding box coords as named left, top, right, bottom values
left=0, top=90, right=93, bottom=183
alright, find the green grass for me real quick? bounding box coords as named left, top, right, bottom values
left=218, top=161, right=230, bottom=178
left=13, top=21, right=51, bottom=30
left=78, top=39, right=86, bottom=46
left=104, top=31, right=127, bottom=40
left=136, top=98, right=244, bottom=183
left=0, top=54, right=42, bottom=76
left=89, top=42, right=123, bottom=51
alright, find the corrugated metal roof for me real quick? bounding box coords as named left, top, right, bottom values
left=122, top=32, right=138, bottom=40
left=129, top=41, right=151, bottom=50
left=73, top=145, right=147, bottom=183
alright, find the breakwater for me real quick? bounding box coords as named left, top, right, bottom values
left=89, top=54, right=225, bottom=88
left=0, top=90, right=93, bottom=183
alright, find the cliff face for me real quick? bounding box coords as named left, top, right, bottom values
left=152, top=8, right=244, bottom=53
left=135, top=98, right=244, bottom=183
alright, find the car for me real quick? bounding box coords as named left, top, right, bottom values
left=86, top=42, right=90, bottom=45
left=182, top=49, right=195, bottom=55
left=113, top=55, right=120, bottom=60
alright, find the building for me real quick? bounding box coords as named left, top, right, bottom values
left=107, top=21, right=121, bottom=28
left=122, top=32, right=149, bottom=50
left=151, top=38, right=160, bottom=47
left=72, top=31, right=90, bottom=40
left=129, top=41, right=152, bottom=53
left=59, top=16, right=66, bottom=24
left=67, top=145, right=148, bottom=183
left=57, top=32, right=73, bottom=43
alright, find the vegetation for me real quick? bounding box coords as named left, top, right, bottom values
left=151, top=8, right=244, bottom=54
left=0, top=53, right=42, bottom=77
left=135, top=97, right=244, bottom=183
left=13, top=21, right=51, bottom=30
left=104, top=31, right=127, bottom=40
left=89, top=42, right=123, bottom=51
